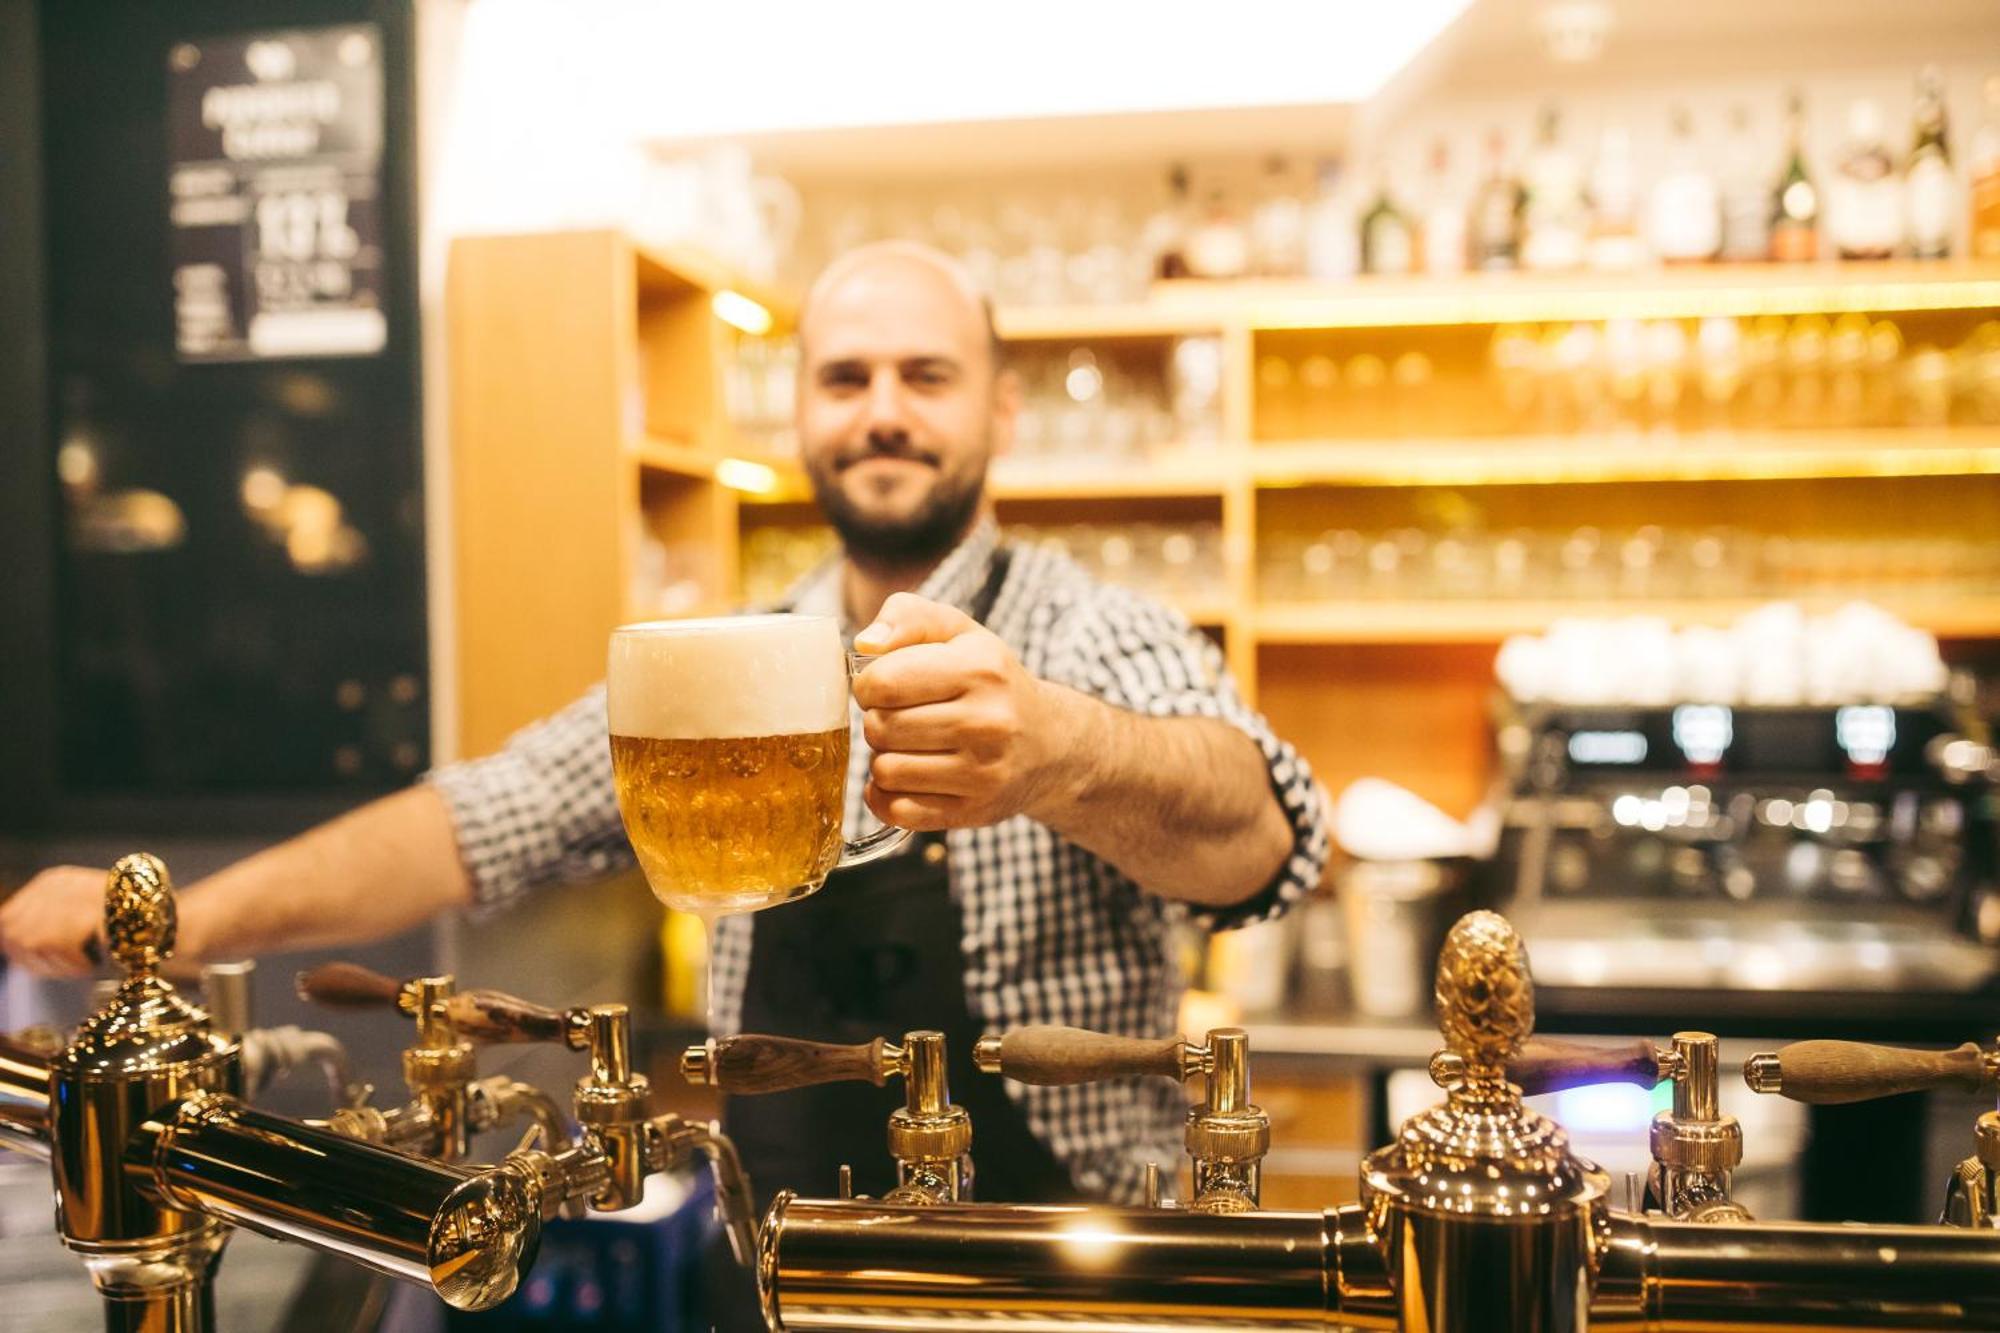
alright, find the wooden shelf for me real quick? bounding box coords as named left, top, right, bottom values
left=1145, top=261, right=2000, bottom=332
left=987, top=263, right=2000, bottom=342
left=989, top=457, right=1230, bottom=499
left=1255, top=597, right=2000, bottom=645
left=631, top=435, right=714, bottom=480
left=1252, top=430, right=2000, bottom=489
left=995, top=302, right=1224, bottom=342
left=633, top=239, right=796, bottom=328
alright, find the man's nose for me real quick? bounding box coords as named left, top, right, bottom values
left=863, top=367, right=911, bottom=435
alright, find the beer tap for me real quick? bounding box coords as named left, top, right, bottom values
left=298, top=961, right=758, bottom=1262
left=974, top=1025, right=1269, bottom=1211
left=1742, top=1035, right=2000, bottom=1228
left=682, top=1029, right=972, bottom=1204
left=0, top=854, right=548, bottom=1327
left=1645, top=1031, right=1751, bottom=1223
left=197, top=959, right=368, bottom=1110
left=295, top=960, right=578, bottom=1159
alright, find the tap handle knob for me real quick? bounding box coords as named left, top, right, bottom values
left=1743, top=1039, right=1994, bottom=1104
left=296, top=961, right=409, bottom=1010
left=1447, top=1036, right=1665, bottom=1096
left=104, top=852, right=177, bottom=974
left=971, top=1026, right=1204, bottom=1085
left=681, top=1034, right=900, bottom=1093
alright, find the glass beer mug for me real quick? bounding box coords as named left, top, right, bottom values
left=607, top=615, right=910, bottom=921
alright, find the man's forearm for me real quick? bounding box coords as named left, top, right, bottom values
left=178, top=785, right=474, bottom=964
left=1027, top=684, right=1294, bottom=907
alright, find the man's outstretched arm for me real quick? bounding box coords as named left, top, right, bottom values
left=0, top=785, right=471, bottom=977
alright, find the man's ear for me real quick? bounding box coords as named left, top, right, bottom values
left=990, top=367, right=1022, bottom=462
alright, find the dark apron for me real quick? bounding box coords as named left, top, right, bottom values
left=701, top=550, right=1075, bottom=1329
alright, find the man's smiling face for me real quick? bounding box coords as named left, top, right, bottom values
left=795, top=245, right=1013, bottom=565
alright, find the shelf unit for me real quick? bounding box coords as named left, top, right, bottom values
left=446, top=230, right=792, bottom=755
left=449, top=237, right=2000, bottom=816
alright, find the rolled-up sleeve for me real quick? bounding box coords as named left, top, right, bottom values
left=1049, top=588, right=1331, bottom=930
left=424, top=684, right=636, bottom=918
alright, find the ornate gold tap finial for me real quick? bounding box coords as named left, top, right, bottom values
left=106, top=852, right=177, bottom=975
left=1433, top=909, right=1534, bottom=1086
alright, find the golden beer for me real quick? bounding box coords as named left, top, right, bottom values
left=610, top=728, right=848, bottom=916
left=607, top=614, right=907, bottom=920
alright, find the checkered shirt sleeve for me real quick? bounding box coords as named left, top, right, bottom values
left=425, top=685, right=633, bottom=916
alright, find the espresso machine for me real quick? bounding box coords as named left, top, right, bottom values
left=13, top=853, right=2000, bottom=1330
left=1487, top=689, right=2000, bottom=1012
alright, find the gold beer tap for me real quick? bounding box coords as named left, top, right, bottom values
left=972, top=1025, right=1270, bottom=1211
left=1645, top=1031, right=1752, bottom=1223
left=296, top=961, right=757, bottom=1259
left=295, top=959, right=580, bottom=1159
left=0, top=854, right=545, bottom=1329
left=682, top=1029, right=972, bottom=1204
left=759, top=910, right=2000, bottom=1333
left=1741, top=1034, right=2000, bottom=1228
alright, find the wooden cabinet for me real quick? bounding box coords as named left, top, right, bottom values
left=447, top=235, right=2000, bottom=820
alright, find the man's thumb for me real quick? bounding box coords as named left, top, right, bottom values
left=853, top=592, right=975, bottom=654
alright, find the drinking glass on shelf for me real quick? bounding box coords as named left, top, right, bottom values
left=1864, top=320, right=1906, bottom=427
left=1825, top=313, right=1870, bottom=429
left=1783, top=314, right=1831, bottom=431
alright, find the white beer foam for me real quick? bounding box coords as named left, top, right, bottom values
left=608, top=614, right=847, bottom=739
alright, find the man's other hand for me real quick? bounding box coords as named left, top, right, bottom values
left=0, top=866, right=106, bottom=978
left=851, top=592, right=1071, bottom=831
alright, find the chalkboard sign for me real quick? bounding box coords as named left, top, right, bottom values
left=167, top=24, right=386, bottom=362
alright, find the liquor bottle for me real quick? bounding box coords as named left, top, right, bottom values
left=1468, top=129, right=1523, bottom=271
left=1249, top=155, right=1307, bottom=277
left=1827, top=98, right=1903, bottom=261
left=1418, top=139, right=1467, bottom=276
left=1718, top=104, right=1771, bottom=261
left=1144, top=164, right=1193, bottom=280
left=1185, top=185, right=1250, bottom=280
left=1587, top=123, right=1644, bottom=270
left=1769, top=90, right=1821, bottom=262
left=1905, top=66, right=1957, bottom=260
left=1302, top=157, right=1359, bottom=280
left=1359, top=163, right=1416, bottom=276
left=1648, top=106, right=1721, bottom=264
left=1520, top=103, right=1588, bottom=271
left=1972, top=74, right=2000, bottom=260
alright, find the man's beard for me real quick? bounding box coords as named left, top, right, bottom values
left=806, top=448, right=987, bottom=566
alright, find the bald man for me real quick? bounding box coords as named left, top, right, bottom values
left=3, top=244, right=1327, bottom=1213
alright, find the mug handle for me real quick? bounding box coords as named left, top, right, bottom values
left=841, top=652, right=915, bottom=867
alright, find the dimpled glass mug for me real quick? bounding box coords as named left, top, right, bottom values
left=607, top=614, right=910, bottom=922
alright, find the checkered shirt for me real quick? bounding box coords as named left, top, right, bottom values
left=428, top=518, right=1330, bottom=1201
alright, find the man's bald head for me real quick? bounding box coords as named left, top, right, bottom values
left=799, top=240, right=1002, bottom=375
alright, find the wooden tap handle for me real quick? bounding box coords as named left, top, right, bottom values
left=1745, top=1040, right=1992, bottom=1105
left=449, top=990, right=575, bottom=1045
left=295, top=962, right=405, bottom=1010
left=296, top=965, right=574, bottom=1045
left=1508, top=1037, right=1665, bottom=1096
left=974, top=1026, right=1193, bottom=1086
left=683, top=1035, right=895, bottom=1093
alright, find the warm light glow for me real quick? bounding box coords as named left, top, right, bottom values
left=56, top=440, right=98, bottom=489
left=241, top=466, right=286, bottom=512
left=712, top=290, right=773, bottom=336
left=638, top=1, right=1471, bottom=135
left=1055, top=1215, right=1125, bottom=1269
left=715, top=458, right=778, bottom=494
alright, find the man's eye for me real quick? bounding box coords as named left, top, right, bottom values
left=906, top=365, right=953, bottom=387
left=819, top=367, right=867, bottom=390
